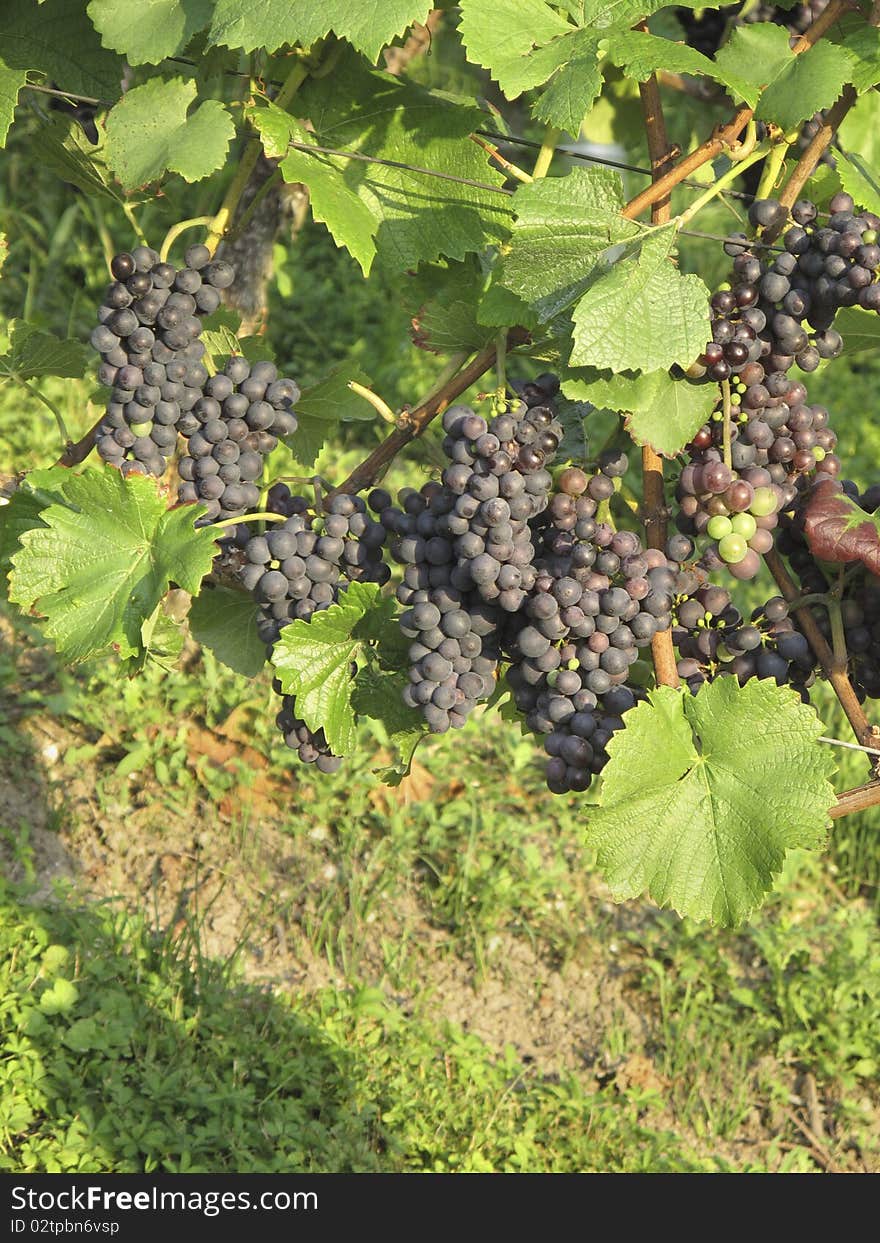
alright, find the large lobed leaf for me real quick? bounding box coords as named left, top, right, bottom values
left=570, top=227, right=711, bottom=374
left=272, top=582, right=428, bottom=765
left=586, top=680, right=836, bottom=926
left=494, top=167, right=642, bottom=322
left=563, top=367, right=716, bottom=457
left=251, top=52, right=512, bottom=275
left=1, top=0, right=124, bottom=147
left=209, top=0, right=433, bottom=60
left=105, top=77, right=235, bottom=189
left=87, top=0, right=214, bottom=66
left=9, top=467, right=217, bottom=662
left=0, top=320, right=90, bottom=381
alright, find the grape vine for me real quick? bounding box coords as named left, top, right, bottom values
left=5, top=0, right=880, bottom=925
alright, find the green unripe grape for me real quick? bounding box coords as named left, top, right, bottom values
left=712, top=410, right=723, bottom=422
left=730, top=392, right=741, bottom=406
left=750, top=486, right=777, bottom=517
left=718, top=532, right=748, bottom=564
left=863, top=229, right=878, bottom=245
left=707, top=514, right=733, bottom=540
left=731, top=512, right=757, bottom=540
left=813, top=446, right=826, bottom=462
left=131, top=421, right=153, bottom=436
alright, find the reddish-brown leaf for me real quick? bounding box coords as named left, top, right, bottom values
left=803, top=478, right=880, bottom=574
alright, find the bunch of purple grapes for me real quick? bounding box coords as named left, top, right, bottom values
left=90, top=244, right=232, bottom=477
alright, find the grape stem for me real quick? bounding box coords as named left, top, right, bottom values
left=13, top=376, right=70, bottom=448
left=348, top=381, right=396, bottom=424
left=210, top=512, right=288, bottom=530
left=494, top=330, right=507, bottom=413
left=636, top=47, right=681, bottom=689
left=830, top=779, right=880, bottom=818
left=753, top=130, right=793, bottom=203
left=531, top=125, right=560, bottom=180
left=204, top=54, right=316, bottom=257
left=764, top=547, right=878, bottom=753
left=159, top=217, right=215, bottom=264
left=720, top=378, right=732, bottom=470
left=676, top=142, right=768, bottom=229
left=470, top=135, right=533, bottom=184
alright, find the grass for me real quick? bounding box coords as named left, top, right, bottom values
left=1, top=612, right=879, bottom=1172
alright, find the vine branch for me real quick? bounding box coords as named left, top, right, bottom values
left=329, top=339, right=524, bottom=499
left=637, top=51, right=680, bottom=689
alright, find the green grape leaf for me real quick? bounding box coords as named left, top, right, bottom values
left=602, top=28, right=749, bottom=96
left=477, top=280, right=540, bottom=330
left=30, top=115, right=121, bottom=201
left=835, top=92, right=880, bottom=214
left=495, top=168, right=642, bottom=323
left=531, top=39, right=603, bottom=133
left=834, top=148, right=880, bottom=216
left=711, top=22, right=795, bottom=107
left=188, top=585, right=266, bottom=678
left=755, top=43, right=854, bottom=132
left=0, top=466, right=68, bottom=585
left=209, top=0, right=432, bottom=60
left=295, top=362, right=381, bottom=422
left=1, top=0, right=125, bottom=147
left=570, top=227, right=710, bottom=374
left=105, top=77, right=235, bottom=189
left=128, top=601, right=186, bottom=673
left=587, top=679, right=836, bottom=926
left=457, top=0, right=572, bottom=97
left=284, top=412, right=326, bottom=470
left=405, top=259, right=496, bottom=355
left=352, top=663, right=428, bottom=780
left=251, top=53, right=512, bottom=275
left=0, top=319, right=90, bottom=381
left=87, top=0, right=214, bottom=65
left=829, top=14, right=880, bottom=93
left=8, top=467, right=217, bottom=663
left=271, top=581, right=382, bottom=756
left=563, top=367, right=716, bottom=457
left=833, top=305, right=880, bottom=355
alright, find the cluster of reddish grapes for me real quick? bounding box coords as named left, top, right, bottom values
left=675, top=192, right=880, bottom=578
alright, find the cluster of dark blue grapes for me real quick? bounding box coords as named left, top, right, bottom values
left=272, top=681, right=344, bottom=774
left=241, top=491, right=390, bottom=647
left=674, top=583, right=815, bottom=700
left=239, top=489, right=390, bottom=772
left=379, top=376, right=562, bottom=734
left=90, top=244, right=232, bottom=477
left=505, top=456, right=683, bottom=794
left=177, top=356, right=298, bottom=523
